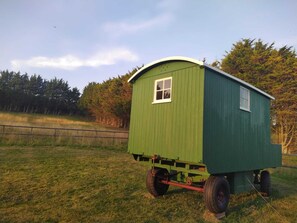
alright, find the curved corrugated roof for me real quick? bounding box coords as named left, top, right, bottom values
left=128, top=56, right=274, bottom=100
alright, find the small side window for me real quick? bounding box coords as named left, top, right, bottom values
left=240, top=86, right=250, bottom=111
left=153, top=77, right=172, bottom=103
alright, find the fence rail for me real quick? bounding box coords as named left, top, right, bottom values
left=0, top=124, right=129, bottom=146
left=282, top=165, right=297, bottom=169
left=282, top=154, right=297, bottom=157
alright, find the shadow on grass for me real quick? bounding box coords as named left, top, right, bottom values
left=166, top=185, right=271, bottom=218
left=161, top=169, right=297, bottom=220
left=228, top=167, right=297, bottom=216
left=228, top=192, right=266, bottom=213
left=227, top=171, right=297, bottom=219
left=166, top=187, right=191, bottom=196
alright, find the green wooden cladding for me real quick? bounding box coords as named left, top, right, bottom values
left=128, top=58, right=281, bottom=174
left=128, top=61, right=204, bottom=163
left=203, top=68, right=281, bottom=174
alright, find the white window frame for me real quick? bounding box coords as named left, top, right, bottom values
left=240, top=86, right=250, bottom=112
left=153, top=77, right=172, bottom=104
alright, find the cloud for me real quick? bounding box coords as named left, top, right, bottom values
left=102, top=13, right=173, bottom=36
left=157, top=0, right=183, bottom=11
left=102, top=0, right=183, bottom=37
left=11, top=48, right=139, bottom=70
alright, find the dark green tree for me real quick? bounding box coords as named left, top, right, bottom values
left=79, top=67, right=139, bottom=128
left=0, top=70, right=81, bottom=115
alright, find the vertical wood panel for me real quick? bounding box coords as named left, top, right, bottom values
left=203, top=68, right=281, bottom=174
left=128, top=61, right=204, bottom=164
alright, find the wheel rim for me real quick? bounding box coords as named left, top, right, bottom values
left=154, top=169, right=169, bottom=194
left=217, top=188, right=227, bottom=207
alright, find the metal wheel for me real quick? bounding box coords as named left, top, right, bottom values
left=260, top=170, right=271, bottom=196
left=146, top=168, right=169, bottom=197
left=204, top=175, right=230, bottom=213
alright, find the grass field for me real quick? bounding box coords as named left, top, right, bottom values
left=282, top=154, right=297, bottom=167
left=0, top=112, right=128, bottom=147
left=0, top=112, right=106, bottom=130
left=0, top=146, right=296, bottom=223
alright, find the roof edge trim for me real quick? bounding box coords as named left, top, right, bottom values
left=203, top=64, right=275, bottom=100
left=128, top=56, right=203, bottom=83
left=128, top=56, right=274, bottom=100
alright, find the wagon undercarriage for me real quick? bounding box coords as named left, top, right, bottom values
left=134, top=154, right=271, bottom=214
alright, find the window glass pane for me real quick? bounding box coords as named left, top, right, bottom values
left=241, top=87, right=248, bottom=100
left=156, top=91, right=163, bottom=100
left=240, top=87, right=244, bottom=97
left=240, top=86, right=250, bottom=110
left=243, top=100, right=248, bottom=109
left=154, top=77, right=172, bottom=102
left=244, top=90, right=248, bottom=99
left=156, top=81, right=163, bottom=90
left=164, top=79, right=171, bottom=89
left=164, top=89, right=171, bottom=99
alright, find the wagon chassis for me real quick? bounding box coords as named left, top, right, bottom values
left=134, top=154, right=210, bottom=185
left=134, top=154, right=272, bottom=214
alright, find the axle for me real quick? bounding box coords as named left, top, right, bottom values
left=160, top=180, right=204, bottom=193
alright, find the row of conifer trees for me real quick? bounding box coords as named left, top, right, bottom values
left=0, top=70, right=80, bottom=115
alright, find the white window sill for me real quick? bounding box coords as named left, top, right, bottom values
left=240, top=107, right=251, bottom=112
left=152, top=99, right=172, bottom=104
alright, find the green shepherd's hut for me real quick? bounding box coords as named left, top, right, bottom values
left=128, top=56, right=281, bottom=214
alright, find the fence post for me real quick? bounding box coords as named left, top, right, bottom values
left=54, top=128, right=57, bottom=146
left=113, top=132, right=116, bottom=145
left=1, top=125, right=5, bottom=143
left=31, top=127, right=33, bottom=144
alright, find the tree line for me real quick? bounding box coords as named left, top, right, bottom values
left=79, top=68, right=139, bottom=128
left=0, top=70, right=80, bottom=115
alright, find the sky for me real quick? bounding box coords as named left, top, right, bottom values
left=1, top=0, right=297, bottom=93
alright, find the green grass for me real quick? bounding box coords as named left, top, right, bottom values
left=0, top=111, right=125, bottom=131
left=0, top=111, right=97, bottom=129
left=282, top=154, right=297, bottom=167
left=0, top=147, right=296, bottom=223
left=0, top=112, right=128, bottom=147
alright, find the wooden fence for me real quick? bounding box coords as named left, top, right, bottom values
left=0, top=124, right=129, bottom=146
